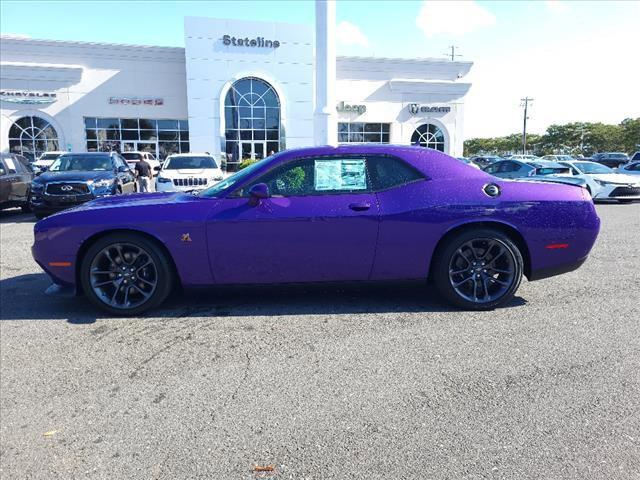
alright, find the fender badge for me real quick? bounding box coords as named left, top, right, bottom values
left=181, top=233, right=192, bottom=242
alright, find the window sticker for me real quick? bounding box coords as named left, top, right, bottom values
left=314, top=159, right=367, bottom=191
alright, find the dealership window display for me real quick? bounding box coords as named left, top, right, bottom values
left=84, top=117, right=189, bottom=160
left=411, top=123, right=445, bottom=152
left=224, top=77, right=282, bottom=164
left=8, top=116, right=60, bottom=162
left=338, top=123, right=390, bottom=144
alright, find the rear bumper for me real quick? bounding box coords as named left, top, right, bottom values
left=528, top=257, right=587, bottom=281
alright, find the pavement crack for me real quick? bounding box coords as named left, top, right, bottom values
left=129, top=333, right=192, bottom=379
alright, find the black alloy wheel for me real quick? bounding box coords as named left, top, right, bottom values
left=433, top=228, right=524, bottom=310
left=80, top=233, right=173, bottom=315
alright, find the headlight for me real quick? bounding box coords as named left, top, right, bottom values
left=157, top=176, right=172, bottom=183
left=89, top=179, right=115, bottom=189
left=594, top=179, right=624, bottom=186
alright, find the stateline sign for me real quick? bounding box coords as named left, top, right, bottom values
left=0, top=90, right=57, bottom=104
left=408, top=103, right=451, bottom=115
left=223, top=35, right=280, bottom=48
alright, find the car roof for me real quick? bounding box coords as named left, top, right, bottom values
left=60, top=152, right=113, bottom=157
left=166, top=152, right=213, bottom=158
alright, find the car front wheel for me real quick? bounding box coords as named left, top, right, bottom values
left=80, top=233, right=174, bottom=316
left=432, top=229, right=524, bottom=310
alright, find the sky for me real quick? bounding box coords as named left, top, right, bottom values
left=1, top=0, right=639, bottom=139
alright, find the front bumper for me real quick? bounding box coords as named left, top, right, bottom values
left=30, top=190, right=114, bottom=213
left=593, top=184, right=640, bottom=200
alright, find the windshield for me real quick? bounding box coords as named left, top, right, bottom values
left=608, top=153, right=629, bottom=160
left=199, top=156, right=276, bottom=198
left=574, top=162, right=613, bottom=174
left=39, top=153, right=62, bottom=161
left=164, top=156, right=218, bottom=170
left=122, top=153, right=142, bottom=161
left=49, top=154, right=112, bottom=172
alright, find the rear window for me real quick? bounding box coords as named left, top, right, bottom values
left=536, top=167, right=570, bottom=175
left=122, top=153, right=142, bottom=161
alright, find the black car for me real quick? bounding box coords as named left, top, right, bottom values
left=591, top=152, right=630, bottom=168
left=30, top=152, right=136, bottom=219
left=0, top=153, right=34, bottom=212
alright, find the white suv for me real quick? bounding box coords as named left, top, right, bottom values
left=121, top=151, right=161, bottom=176
left=156, top=153, right=224, bottom=192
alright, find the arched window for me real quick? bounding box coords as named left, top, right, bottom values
left=224, top=77, right=282, bottom=168
left=411, top=123, right=445, bottom=152
left=8, top=116, right=60, bottom=162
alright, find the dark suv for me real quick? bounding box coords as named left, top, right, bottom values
left=592, top=152, right=630, bottom=168
left=30, top=152, right=136, bottom=219
left=1, top=153, right=35, bottom=213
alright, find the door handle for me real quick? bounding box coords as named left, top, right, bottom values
left=349, top=202, right=371, bottom=211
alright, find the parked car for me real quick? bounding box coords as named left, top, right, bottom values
left=483, top=159, right=587, bottom=188
left=0, top=152, right=34, bottom=212
left=121, top=151, right=161, bottom=176
left=504, top=154, right=540, bottom=161
left=629, top=152, right=640, bottom=162
left=30, top=152, right=137, bottom=219
left=156, top=153, right=224, bottom=193
left=32, top=145, right=600, bottom=315
left=468, top=155, right=503, bottom=168
left=33, top=151, right=66, bottom=172
left=557, top=160, right=640, bottom=203
left=541, top=155, right=576, bottom=162
left=618, top=161, right=640, bottom=176
left=456, top=157, right=481, bottom=169
left=591, top=152, right=629, bottom=168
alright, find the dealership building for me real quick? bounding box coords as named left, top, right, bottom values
left=0, top=12, right=473, bottom=167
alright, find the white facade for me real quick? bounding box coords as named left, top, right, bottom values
left=0, top=16, right=472, bottom=165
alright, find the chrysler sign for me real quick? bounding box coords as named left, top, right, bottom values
left=0, top=90, right=57, bottom=104
left=408, top=104, right=451, bottom=115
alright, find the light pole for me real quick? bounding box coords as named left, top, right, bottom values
left=520, top=97, right=533, bottom=155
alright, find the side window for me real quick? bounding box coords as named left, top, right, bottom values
left=236, top=157, right=369, bottom=197
left=484, top=164, right=498, bottom=174
left=3, top=156, right=18, bottom=174
left=498, top=162, right=515, bottom=173
left=367, top=156, right=424, bottom=191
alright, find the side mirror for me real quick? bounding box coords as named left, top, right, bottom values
left=0, top=168, right=5, bottom=176
left=154, top=165, right=161, bottom=172
left=248, top=183, right=269, bottom=206
left=117, top=165, right=128, bottom=173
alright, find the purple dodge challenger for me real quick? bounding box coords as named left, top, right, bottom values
left=32, top=145, right=600, bottom=315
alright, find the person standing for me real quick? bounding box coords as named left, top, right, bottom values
left=134, top=155, right=153, bottom=193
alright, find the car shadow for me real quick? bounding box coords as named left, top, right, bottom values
left=0, top=209, right=36, bottom=224
left=0, top=273, right=527, bottom=323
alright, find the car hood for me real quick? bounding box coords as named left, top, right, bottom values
left=76, top=191, right=188, bottom=209
left=34, top=170, right=115, bottom=183
left=589, top=173, right=640, bottom=184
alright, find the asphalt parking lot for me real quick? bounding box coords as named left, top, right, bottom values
left=1, top=203, right=639, bottom=479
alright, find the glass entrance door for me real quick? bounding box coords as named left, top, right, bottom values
left=240, top=142, right=267, bottom=161
left=136, top=142, right=158, bottom=160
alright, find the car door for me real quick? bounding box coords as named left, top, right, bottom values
left=1, top=156, right=28, bottom=202
left=206, top=155, right=380, bottom=284
left=114, top=154, right=136, bottom=192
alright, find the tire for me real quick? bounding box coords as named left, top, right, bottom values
left=80, top=233, right=174, bottom=316
left=21, top=197, right=32, bottom=213
left=432, top=228, right=524, bottom=310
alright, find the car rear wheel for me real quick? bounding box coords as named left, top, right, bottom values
left=432, top=229, right=523, bottom=310
left=80, top=233, right=173, bottom=316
